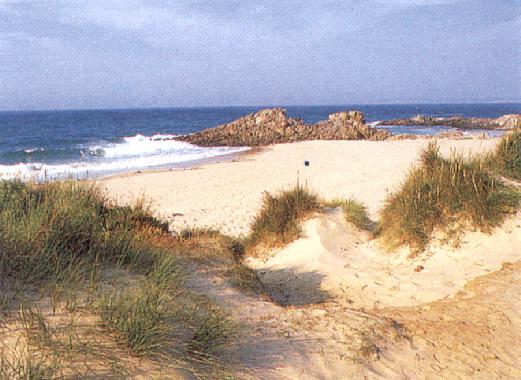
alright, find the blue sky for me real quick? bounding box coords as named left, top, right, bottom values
left=0, top=0, right=519, bottom=110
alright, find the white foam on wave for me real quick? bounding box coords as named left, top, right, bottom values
left=88, top=134, right=182, bottom=158
left=23, top=147, right=46, bottom=154
left=0, top=134, right=249, bottom=181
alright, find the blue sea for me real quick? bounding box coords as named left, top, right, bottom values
left=0, top=103, right=520, bottom=180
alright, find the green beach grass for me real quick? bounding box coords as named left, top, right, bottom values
left=378, top=142, right=520, bottom=253
left=493, top=129, right=521, bottom=181
left=247, top=184, right=320, bottom=251
left=0, top=180, right=233, bottom=378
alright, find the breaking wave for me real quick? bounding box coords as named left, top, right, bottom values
left=0, top=134, right=248, bottom=181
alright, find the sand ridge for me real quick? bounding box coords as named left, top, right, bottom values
left=247, top=208, right=521, bottom=307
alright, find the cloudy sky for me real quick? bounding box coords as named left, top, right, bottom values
left=0, top=0, right=519, bottom=110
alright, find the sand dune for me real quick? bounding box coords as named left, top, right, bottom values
left=100, top=137, right=521, bottom=379
left=247, top=208, right=521, bottom=308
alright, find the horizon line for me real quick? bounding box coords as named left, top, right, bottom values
left=1, top=101, right=521, bottom=114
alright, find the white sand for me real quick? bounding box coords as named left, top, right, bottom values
left=247, top=208, right=521, bottom=307
left=99, top=138, right=498, bottom=236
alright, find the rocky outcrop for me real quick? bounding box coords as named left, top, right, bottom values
left=379, top=114, right=521, bottom=130
left=496, top=114, right=521, bottom=129
left=177, top=108, right=389, bottom=147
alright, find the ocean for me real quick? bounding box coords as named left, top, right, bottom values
left=1, top=103, right=520, bottom=180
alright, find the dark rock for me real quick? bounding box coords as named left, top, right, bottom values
left=177, top=108, right=389, bottom=147
left=379, top=114, right=521, bottom=130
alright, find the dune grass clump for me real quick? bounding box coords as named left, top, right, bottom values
left=0, top=346, right=58, bottom=380
left=0, top=180, right=234, bottom=376
left=0, top=180, right=169, bottom=285
left=248, top=184, right=320, bottom=249
left=379, top=142, right=520, bottom=253
left=98, top=283, right=168, bottom=356
left=493, top=129, right=521, bottom=180
left=97, top=252, right=185, bottom=357
left=186, top=306, right=234, bottom=357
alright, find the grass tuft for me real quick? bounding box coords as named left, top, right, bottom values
left=324, top=199, right=373, bottom=231
left=0, top=180, right=235, bottom=376
left=379, top=142, right=519, bottom=253
left=226, top=263, right=265, bottom=296
left=0, top=180, right=166, bottom=285
left=0, top=346, right=58, bottom=380
left=493, top=129, right=521, bottom=180
left=248, top=185, right=320, bottom=250
left=187, top=307, right=233, bottom=357
left=98, top=283, right=168, bottom=357
left=342, top=200, right=373, bottom=231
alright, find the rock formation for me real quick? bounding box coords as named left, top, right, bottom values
left=177, top=108, right=389, bottom=147
left=379, top=114, right=521, bottom=130
left=496, top=114, right=521, bottom=129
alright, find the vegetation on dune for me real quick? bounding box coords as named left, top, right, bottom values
left=247, top=184, right=320, bottom=251
left=0, top=181, right=233, bottom=378
left=378, top=142, right=520, bottom=253
left=493, top=129, right=521, bottom=180
left=2, top=135, right=518, bottom=376
left=246, top=184, right=375, bottom=256
left=323, top=198, right=373, bottom=231
left=0, top=180, right=171, bottom=285
left=341, top=200, right=373, bottom=231
left=0, top=345, right=58, bottom=380
left=98, top=281, right=171, bottom=357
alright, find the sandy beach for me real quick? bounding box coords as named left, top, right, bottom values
left=3, top=2, right=521, bottom=378
left=99, top=138, right=499, bottom=236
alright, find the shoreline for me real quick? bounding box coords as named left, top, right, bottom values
left=0, top=125, right=504, bottom=182
left=96, top=146, right=260, bottom=181
left=97, top=132, right=498, bottom=182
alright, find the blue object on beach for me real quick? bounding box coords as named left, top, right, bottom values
left=304, top=160, right=310, bottom=166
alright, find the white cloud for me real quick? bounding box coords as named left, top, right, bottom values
left=56, top=1, right=390, bottom=53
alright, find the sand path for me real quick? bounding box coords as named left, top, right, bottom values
left=187, top=215, right=521, bottom=379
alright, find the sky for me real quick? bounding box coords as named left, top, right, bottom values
left=0, top=0, right=519, bottom=110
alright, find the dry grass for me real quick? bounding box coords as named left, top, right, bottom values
left=0, top=345, right=58, bottom=380
left=493, top=129, right=521, bottom=181
left=378, top=142, right=520, bottom=253
left=324, top=198, right=373, bottom=231
left=226, top=263, right=265, bottom=296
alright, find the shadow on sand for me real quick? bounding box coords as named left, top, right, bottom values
left=257, top=268, right=330, bottom=307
